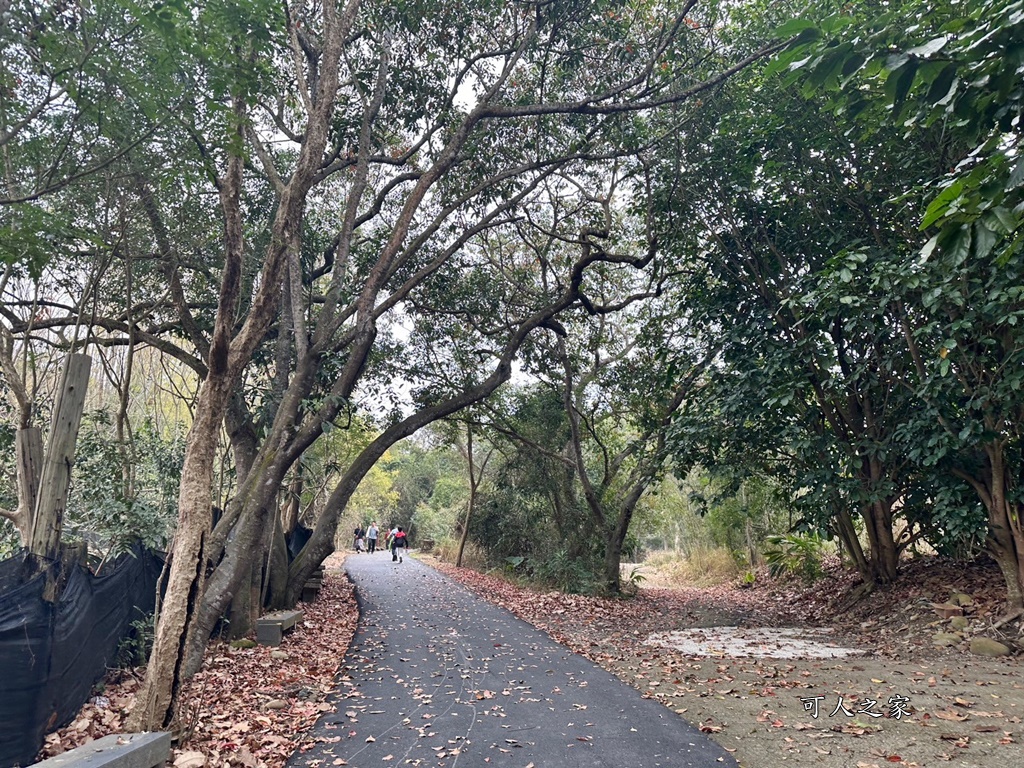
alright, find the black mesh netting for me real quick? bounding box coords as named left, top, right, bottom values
left=0, top=547, right=163, bottom=767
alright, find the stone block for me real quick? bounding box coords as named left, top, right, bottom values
left=255, top=609, right=303, bottom=646
left=32, top=732, right=171, bottom=768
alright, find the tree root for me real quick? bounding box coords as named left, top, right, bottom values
left=835, top=581, right=876, bottom=615
left=987, top=607, right=1024, bottom=633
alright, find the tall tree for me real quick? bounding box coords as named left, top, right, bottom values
left=0, top=0, right=780, bottom=728
left=772, top=0, right=1024, bottom=608
left=168, top=0, right=781, bottom=703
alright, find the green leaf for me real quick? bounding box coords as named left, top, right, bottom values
left=841, top=52, right=867, bottom=78
left=765, top=48, right=804, bottom=77
left=885, top=60, right=919, bottom=119
left=946, top=226, right=973, bottom=265
left=989, top=207, right=1019, bottom=233
left=971, top=221, right=999, bottom=259
left=921, top=179, right=965, bottom=230
left=1009, top=155, right=1024, bottom=189
left=925, top=63, right=959, bottom=105
left=790, top=26, right=823, bottom=48
left=774, top=18, right=819, bottom=37
left=908, top=36, right=949, bottom=58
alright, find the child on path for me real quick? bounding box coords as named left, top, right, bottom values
left=391, top=526, right=407, bottom=563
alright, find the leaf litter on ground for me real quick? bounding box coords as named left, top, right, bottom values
left=428, top=555, right=1024, bottom=768
left=38, top=554, right=358, bottom=768
left=38, top=552, right=1024, bottom=768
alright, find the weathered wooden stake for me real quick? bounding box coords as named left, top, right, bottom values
left=13, top=425, right=43, bottom=543
left=29, top=352, right=91, bottom=600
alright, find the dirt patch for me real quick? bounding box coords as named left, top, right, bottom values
left=427, top=555, right=1024, bottom=768
left=645, top=626, right=865, bottom=659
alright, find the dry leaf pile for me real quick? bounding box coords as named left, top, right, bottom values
left=38, top=568, right=358, bottom=768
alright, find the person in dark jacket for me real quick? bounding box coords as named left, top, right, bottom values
left=391, top=526, right=408, bottom=562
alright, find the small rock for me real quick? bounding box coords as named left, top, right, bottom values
left=949, top=616, right=969, bottom=631
left=266, top=699, right=289, bottom=710
left=271, top=650, right=290, bottom=660
left=932, top=632, right=961, bottom=647
left=932, top=602, right=964, bottom=619
left=949, top=592, right=974, bottom=607
left=970, top=637, right=1011, bottom=657
left=231, top=639, right=257, bottom=649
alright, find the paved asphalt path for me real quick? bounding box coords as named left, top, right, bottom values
left=288, top=552, right=737, bottom=768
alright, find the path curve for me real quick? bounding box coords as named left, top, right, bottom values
left=289, top=552, right=736, bottom=768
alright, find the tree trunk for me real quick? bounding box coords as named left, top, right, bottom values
left=266, top=509, right=290, bottom=610
left=30, top=353, right=91, bottom=600
left=990, top=537, right=1024, bottom=611
left=602, top=511, right=632, bottom=596
left=128, top=375, right=229, bottom=730
left=183, top=351, right=320, bottom=673
left=601, top=481, right=648, bottom=596
left=860, top=500, right=899, bottom=585
left=184, top=495, right=276, bottom=677
left=226, top=562, right=253, bottom=640
left=455, top=497, right=474, bottom=567
left=857, top=458, right=899, bottom=585
left=834, top=503, right=871, bottom=584
left=284, top=469, right=302, bottom=536
left=456, top=427, right=476, bottom=568
left=980, top=442, right=1024, bottom=611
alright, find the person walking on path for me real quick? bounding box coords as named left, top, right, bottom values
left=390, top=526, right=407, bottom=562
left=353, top=525, right=364, bottom=553
left=366, top=521, right=379, bottom=554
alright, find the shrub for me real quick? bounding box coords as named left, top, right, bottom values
left=763, top=532, right=829, bottom=582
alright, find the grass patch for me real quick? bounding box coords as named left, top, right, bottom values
left=434, top=538, right=488, bottom=569
left=642, top=548, right=741, bottom=587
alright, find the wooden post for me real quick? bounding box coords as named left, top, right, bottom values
left=13, top=425, right=43, bottom=543
left=29, top=353, right=91, bottom=599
